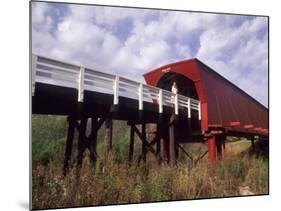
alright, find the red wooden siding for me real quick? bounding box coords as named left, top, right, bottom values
left=143, top=58, right=268, bottom=136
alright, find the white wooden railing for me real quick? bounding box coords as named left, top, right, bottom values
left=32, top=54, right=201, bottom=120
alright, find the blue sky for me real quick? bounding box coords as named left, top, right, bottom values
left=32, top=2, right=268, bottom=107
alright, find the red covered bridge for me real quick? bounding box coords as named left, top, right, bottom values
left=144, top=58, right=268, bottom=162
left=32, top=55, right=268, bottom=168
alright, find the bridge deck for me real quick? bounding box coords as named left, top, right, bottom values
left=32, top=55, right=201, bottom=135
left=31, top=55, right=267, bottom=165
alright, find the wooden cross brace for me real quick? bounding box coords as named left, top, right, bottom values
left=132, top=125, right=163, bottom=163
left=63, top=116, right=105, bottom=175
left=177, top=143, right=208, bottom=165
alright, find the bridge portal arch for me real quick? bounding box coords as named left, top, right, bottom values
left=156, top=71, right=199, bottom=100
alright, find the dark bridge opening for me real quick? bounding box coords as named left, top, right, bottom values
left=156, top=71, right=201, bottom=142
left=156, top=71, right=199, bottom=100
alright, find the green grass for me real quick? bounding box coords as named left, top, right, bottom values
left=32, top=115, right=67, bottom=164
left=31, top=115, right=269, bottom=210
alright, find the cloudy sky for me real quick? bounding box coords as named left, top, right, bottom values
left=32, top=1, right=268, bottom=107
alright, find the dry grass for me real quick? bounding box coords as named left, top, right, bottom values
left=32, top=147, right=268, bottom=210
left=32, top=116, right=268, bottom=210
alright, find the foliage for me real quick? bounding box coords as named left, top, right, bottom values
left=31, top=115, right=268, bottom=210
left=32, top=115, right=67, bottom=164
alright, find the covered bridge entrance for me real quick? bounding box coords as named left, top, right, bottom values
left=143, top=58, right=269, bottom=163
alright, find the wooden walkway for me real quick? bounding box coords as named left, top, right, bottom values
left=31, top=55, right=203, bottom=172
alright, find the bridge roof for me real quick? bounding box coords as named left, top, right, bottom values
left=143, top=58, right=268, bottom=136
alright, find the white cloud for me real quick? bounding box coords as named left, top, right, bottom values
left=32, top=2, right=50, bottom=25
left=196, top=16, right=268, bottom=106
left=32, top=3, right=268, bottom=106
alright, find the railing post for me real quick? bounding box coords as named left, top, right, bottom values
left=159, top=89, right=163, bottom=113
left=138, top=83, right=143, bottom=110
left=198, top=101, right=201, bottom=120
left=113, top=76, right=119, bottom=105
left=174, top=94, right=178, bottom=115
left=78, top=67, right=85, bottom=102
left=31, top=55, right=37, bottom=96
left=187, top=98, right=191, bottom=118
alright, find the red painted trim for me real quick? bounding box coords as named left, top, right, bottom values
left=208, top=136, right=216, bottom=164
left=244, top=124, right=254, bottom=129
left=261, top=128, right=268, bottom=133
left=208, top=124, right=222, bottom=128
left=228, top=121, right=240, bottom=126
left=143, top=58, right=268, bottom=138
left=143, top=58, right=197, bottom=77
left=201, top=102, right=208, bottom=131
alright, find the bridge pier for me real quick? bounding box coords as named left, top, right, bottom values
left=162, top=129, right=170, bottom=163
left=251, top=138, right=256, bottom=154
left=103, top=117, right=113, bottom=172
left=77, top=116, right=103, bottom=169
left=157, top=123, right=166, bottom=164
left=142, top=122, right=147, bottom=162
left=128, top=124, right=135, bottom=163
left=169, top=114, right=176, bottom=166
left=156, top=123, right=161, bottom=156
left=77, top=117, right=88, bottom=169
left=222, top=138, right=226, bottom=156
left=208, top=136, right=216, bottom=164
left=104, top=118, right=113, bottom=158
left=207, top=134, right=227, bottom=164
left=156, top=126, right=161, bottom=164
left=63, top=116, right=75, bottom=176
left=63, top=115, right=105, bottom=175
left=216, top=135, right=224, bottom=160
left=220, top=135, right=227, bottom=158
left=90, top=117, right=100, bottom=166
left=128, top=121, right=166, bottom=164
left=131, top=124, right=149, bottom=164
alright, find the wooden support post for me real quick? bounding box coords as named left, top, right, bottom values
left=142, top=122, right=147, bottom=162
left=163, top=129, right=170, bottom=163
left=63, top=116, right=75, bottom=176
left=169, top=114, right=176, bottom=166
left=158, top=114, right=164, bottom=164
left=222, top=139, right=226, bottom=152
left=156, top=123, right=162, bottom=164
left=216, top=136, right=223, bottom=160
left=128, top=124, right=135, bottom=162
left=175, top=141, right=179, bottom=159
left=77, top=117, right=88, bottom=168
left=89, top=117, right=98, bottom=165
left=208, top=136, right=216, bottom=165
left=104, top=118, right=113, bottom=158
left=251, top=139, right=256, bottom=153
left=160, top=136, right=166, bottom=162
left=156, top=123, right=161, bottom=155
left=221, top=136, right=227, bottom=157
